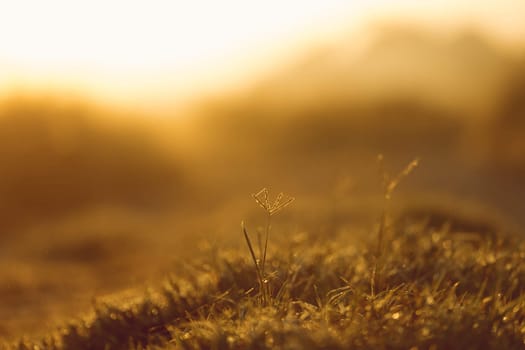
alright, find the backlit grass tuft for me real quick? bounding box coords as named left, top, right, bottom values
left=9, top=216, right=525, bottom=349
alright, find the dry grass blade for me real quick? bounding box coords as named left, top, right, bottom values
left=241, top=221, right=266, bottom=305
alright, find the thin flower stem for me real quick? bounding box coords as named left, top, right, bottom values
left=248, top=188, right=295, bottom=307
left=262, top=213, right=271, bottom=276
left=257, top=230, right=263, bottom=263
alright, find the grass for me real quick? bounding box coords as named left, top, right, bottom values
left=3, top=159, right=522, bottom=350
left=373, top=156, right=419, bottom=296
left=8, top=209, right=525, bottom=349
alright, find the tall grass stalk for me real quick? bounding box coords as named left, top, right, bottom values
left=241, top=221, right=267, bottom=305
left=374, top=155, right=419, bottom=294
left=243, top=188, right=294, bottom=306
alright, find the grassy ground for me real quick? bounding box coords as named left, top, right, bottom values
left=7, top=206, right=525, bottom=349
left=2, top=27, right=525, bottom=349
left=2, top=97, right=524, bottom=349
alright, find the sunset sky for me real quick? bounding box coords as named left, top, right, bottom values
left=1, top=0, right=524, bottom=111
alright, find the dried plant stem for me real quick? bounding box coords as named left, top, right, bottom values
left=257, top=230, right=263, bottom=264
left=242, top=222, right=267, bottom=305
left=376, top=197, right=390, bottom=257
left=374, top=198, right=389, bottom=294
left=373, top=155, right=419, bottom=293
left=261, top=213, right=271, bottom=276
left=370, top=263, right=376, bottom=297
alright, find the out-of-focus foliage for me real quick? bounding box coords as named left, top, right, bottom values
left=181, top=27, right=525, bottom=227
left=190, top=27, right=525, bottom=171
left=0, top=96, right=184, bottom=232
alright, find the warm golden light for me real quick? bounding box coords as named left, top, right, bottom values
left=1, top=0, right=524, bottom=109
left=1, top=1, right=358, bottom=106
left=3, top=1, right=525, bottom=343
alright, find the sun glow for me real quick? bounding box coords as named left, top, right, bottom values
left=0, top=1, right=359, bottom=106
left=1, top=0, right=524, bottom=111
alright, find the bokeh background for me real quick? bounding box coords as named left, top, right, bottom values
left=1, top=0, right=524, bottom=340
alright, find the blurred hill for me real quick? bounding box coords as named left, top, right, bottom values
left=184, top=26, right=525, bottom=226
left=1, top=26, right=524, bottom=232
left=0, top=95, right=185, bottom=234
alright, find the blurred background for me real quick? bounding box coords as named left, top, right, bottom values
left=1, top=0, right=525, bottom=339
